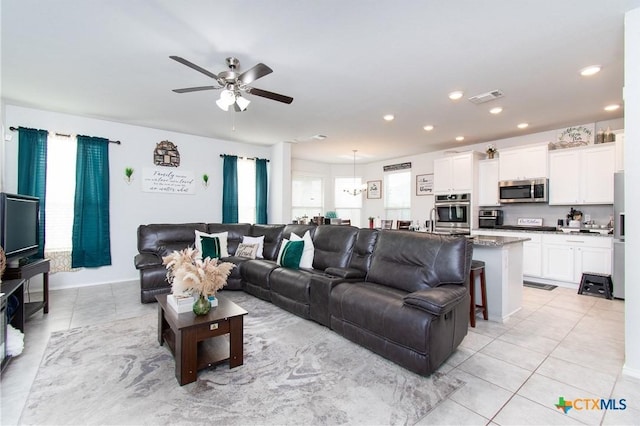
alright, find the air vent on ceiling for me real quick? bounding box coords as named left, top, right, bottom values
left=468, top=89, right=504, bottom=104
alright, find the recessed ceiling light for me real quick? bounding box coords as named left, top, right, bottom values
left=580, top=65, right=601, bottom=76
left=489, top=107, right=503, bottom=114
left=604, top=104, right=620, bottom=111
left=423, top=125, right=434, bottom=131
left=448, top=91, right=464, bottom=101
left=517, top=122, right=529, bottom=129
left=455, top=136, right=465, bottom=142
left=383, top=114, right=395, bottom=121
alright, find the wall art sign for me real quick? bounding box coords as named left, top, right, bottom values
left=142, top=168, right=195, bottom=194
left=154, top=140, right=180, bottom=167
left=383, top=162, right=411, bottom=172
left=416, top=173, right=433, bottom=196
left=367, top=180, right=382, bottom=199
left=553, top=123, right=595, bottom=149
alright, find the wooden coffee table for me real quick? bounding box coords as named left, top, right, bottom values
left=156, top=293, right=248, bottom=386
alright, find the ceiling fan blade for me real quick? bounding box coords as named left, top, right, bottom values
left=238, top=63, right=273, bottom=85
left=172, top=86, right=220, bottom=93
left=248, top=87, right=293, bottom=104
left=169, top=55, right=220, bottom=80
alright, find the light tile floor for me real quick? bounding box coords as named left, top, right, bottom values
left=1, top=282, right=637, bottom=425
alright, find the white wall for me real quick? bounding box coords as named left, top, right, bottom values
left=623, top=7, right=639, bottom=379
left=2, top=105, right=273, bottom=290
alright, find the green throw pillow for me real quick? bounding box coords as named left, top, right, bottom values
left=279, top=240, right=304, bottom=269
left=200, top=236, right=221, bottom=259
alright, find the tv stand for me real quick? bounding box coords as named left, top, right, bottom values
left=3, top=258, right=50, bottom=315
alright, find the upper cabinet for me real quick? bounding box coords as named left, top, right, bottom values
left=615, top=133, right=624, bottom=171
left=498, top=143, right=549, bottom=181
left=548, top=143, right=615, bottom=205
left=477, top=159, right=500, bottom=206
left=433, top=151, right=480, bottom=194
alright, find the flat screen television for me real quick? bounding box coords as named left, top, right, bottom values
left=0, top=192, right=40, bottom=266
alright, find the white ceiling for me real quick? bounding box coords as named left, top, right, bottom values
left=2, top=0, right=638, bottom=164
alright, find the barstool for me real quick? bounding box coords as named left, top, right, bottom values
left=469, top=260, right=488, bottom=327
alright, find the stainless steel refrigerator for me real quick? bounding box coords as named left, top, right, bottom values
left=613, top=172, right=625, bottom=299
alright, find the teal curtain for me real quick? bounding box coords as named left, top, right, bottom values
left=17, top=127, right=48, bottom=258
left=255, top=158, right=268, bottom=224
left=72, top=135, right=111, bottom=268
left=222, top=155, right=238, bottom=223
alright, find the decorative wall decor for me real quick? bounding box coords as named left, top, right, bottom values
left=553, top=123, right=595, bottom=149
left=124, top=167, right=134, bottom=184
left=367, top=180, right=382, bottom=199
left=153, top=140, right=180, bottom=167
left=202, top=173, right=209, bottom=188
left=142, top=168, right=195, bottom=194
left=416, top=174, right=433, bottom=196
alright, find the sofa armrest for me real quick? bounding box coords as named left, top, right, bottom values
left=134, top=252, right=163, bottom=270
left=324, top=267, right=366, bottom=279
left=403, top=284, right=468, bottom=316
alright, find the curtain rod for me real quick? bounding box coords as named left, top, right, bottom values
left=9, top=126, right=121, bottom=145
left=219, top=154, right=269, bottom=162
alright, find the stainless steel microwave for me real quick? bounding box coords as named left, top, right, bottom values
left=499, top=178, right=548, bottom=203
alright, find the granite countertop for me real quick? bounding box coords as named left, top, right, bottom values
left=468, top=235, right=531, bottom=247
left=473, top=228, right=614, bottom=238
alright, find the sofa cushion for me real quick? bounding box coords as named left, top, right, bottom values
left=290, top=231, right=314, bottom=268
left=242, top=235, right=264, bottom=258
left=200, top=235, right=222, bottom=259
left=311, top=225, right=358, bottom=271
left=367, top=231, right=470, bottom=292
left=195, top=230, right=228, bottom=258
left=207, top=223, right=252, bottom=256
left=330, top=281, right=433, bottom=354
left=250, top=224, right=285, bottom=261
left=277, top=239, right=304, bottom=269
left=235, top=243, right=259, bottom=259
left=348, top=229, right=378, bottom=274
left=137, top=223, right=207, bottom=255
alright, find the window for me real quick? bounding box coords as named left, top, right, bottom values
left=292, top=175, right=323, bottom=221
left=45, top=134, right=77, bottom=251
left=237, top=158, right=256, bottom=223
left=334, top=177, right=362, bottom=227
left=384, top=171, right=411, bottom=220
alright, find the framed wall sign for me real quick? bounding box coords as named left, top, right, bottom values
left=416, top=173, right=433, bottom=196
left=367, top=180, right=382, bottom=199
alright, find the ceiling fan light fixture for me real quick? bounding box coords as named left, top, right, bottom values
left=219, top=89, right=236, bottom=106
left=216, top=98, right=230, bottom=111
left=235, top=95, right=251, bottom=111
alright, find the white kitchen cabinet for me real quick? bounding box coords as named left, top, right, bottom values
left=541, top=234, right=612, bottom=283
left=433, top=152, right=477, bottom=194
left=522, top=234, right=542, bottom=277
left=478, top=159, right=500, bottom=206
left=499, top=143, right=549, bottom=181
left=548, top=144, right=615, bottom=205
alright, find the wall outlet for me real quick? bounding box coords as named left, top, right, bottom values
left=584, top=214, right=591, bottom=223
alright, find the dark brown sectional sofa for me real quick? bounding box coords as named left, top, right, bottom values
left=134, top=223, right=473, bottom=376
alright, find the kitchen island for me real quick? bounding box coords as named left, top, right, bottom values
left=468, top=235, right=530, bottom=323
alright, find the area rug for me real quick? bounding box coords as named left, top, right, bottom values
left=523, top=281, right=558, bottom=291
left=19, top=292, right=463, bottom=425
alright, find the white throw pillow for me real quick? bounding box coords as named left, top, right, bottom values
left=194, top=230, right=229, bottom=258
left=242, top=235, right=265, bottom=258
left=290, top=231, right=314, bottom=268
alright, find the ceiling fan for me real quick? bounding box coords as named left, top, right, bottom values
left=170, top=55, right=293, bottom=111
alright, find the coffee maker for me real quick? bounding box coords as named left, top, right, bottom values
left=478, top=209, right=504, bottom=228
